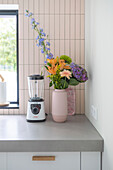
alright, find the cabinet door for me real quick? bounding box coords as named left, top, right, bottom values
left=81, top=152, right=101, bottom=170
left=0, top=153, right=6, bottom=170
left=7, top=152, right=80, bottom=170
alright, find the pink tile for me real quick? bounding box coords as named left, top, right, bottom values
left=19, top=90, right=25, bottom=114
left=70, top=0, right=76, bottom=14
left=81, top=0, right=85, bottom=14
left=13, top=0, right=19, bottom=4
left=50, top=89, right=54, bottom=114
left=24, top=0, right=28, bottom=14
left=45, top=90, right=50, bottom=114
left=34, top=0, right=39, bottom=14
left=2, top=0, right=7, bottom=3
left=70, top=15, right=75, bottom=39
left=50, top=0, right=55, bottom=14
left=0, top=109, right=4, bottom=115
left=29, top=0, right=34, bottom=12
left=65, top=15, right=69, bottom=39
left=34, top=15, right=40, bottom=39
left=24, top=40, right=29, bottom=64
left=19, top=15, right=23, bottom=39
left=13, top=109, right=19, bottom=115
left=3, top=109, right=9, bottom=114
left=40, top=0, right=45, bottom=14
left=34, top=42, right=40, bottom=65
left=75, top=90, right=81, bottom=114
left=24, top=90, right=29, bottom=114
left=24, top=15, right=28, bottom=39
left=45, top=0, right=50, bottom=14
left=19, top=40, right=23, bottom=64
left=29, top=65, right=35, bottom=75
left=34, top=65, right=40, bottom=75
left=60, top=40, right=65, bottom=56
left=81, top=40, right=85, bottom=64
left=70, top=40, right=75, bottom=62
left=7, top=0, right=13, bottom=3
left=55, top=0, right=60, bottom=14
left=55, top=15, right=60, bottom=39
left=44, top=71, right=50, bottom=90
left=55, top=40, right=60, bottom=57
left=24, top=65, right=29, bottom=89
left=50, top=40, right=55, bottom=57
left=81, top=15, right=85, bottom=39
left=19, top=65, right=24, bottom=90
left=65, top=0, right=70, bottom=14
left=76, top=0, right=81, bottom=14
left=28, top=17, right=34, bottom=39
left=18, top=0, right=24, bottom=14
left=64, top=40, right=70, bottom=56
left=29, top=40, right=34, bottom=65
left=50, top=15, right=55, bottom=39
left=81, top=90, right=85, bottom=114
left=60, top=0, right=64, bottom=14
left=60, top=15, right=64, bottom=39
left=45, top=15, right=49, bottom=37
left=8, top=109, right=14, bottom=115
left=76, top=15, right=81, bottom=39
left=76, top=40, right=80, bottom=64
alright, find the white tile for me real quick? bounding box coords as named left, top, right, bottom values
left=8, top=109, right=13, bottom=115
left=3, top=109, right=9, bottom=114
left=0, top=109, right=4, bottom=115
left=28, top=17, right=34, bottom=39
left=34, top=42, right=40, bottom=65
left=65, top=15, right=69, bottom=39
left=75, top=90, right=81, bottom=114
left=24, top=40, right=29, bottom=64
left=55, top=15, right=59, bottom=39
left=19, top=90, right=25, bottom=114
left=55, top=0, right=59, bottom=14
left=2, top=0, right=7, bottom=3
left=34, top=65, right=40, bottom=75
left=19, top=14, right=23, bottom=39
left=60, top=15, right=64, bottom=39
left=70, top=40, right=75, bottom=62
left=7, top=0, right=13, bottom=3
left=13, top=109, right=19, bottom=115
left=45, top=15, right=49, bottom=36
left=13, top=0, right=18, bottom=4
left=81, top=90, right=85, bottom=114
left=29, top=65, right=35, bottom=75
left=44, top=70, right=50, bottom=90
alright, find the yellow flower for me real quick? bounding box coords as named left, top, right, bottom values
left=59, top=59, right=70, bottom=70
left=47, top=65, right=58, bottom=75
left=60, top=70, right=72, bottom=79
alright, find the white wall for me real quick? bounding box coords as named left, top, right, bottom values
left=85, top=0, right=113, bottom=169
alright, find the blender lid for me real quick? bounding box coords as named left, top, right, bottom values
left=28, top=74, right=44, bottom=80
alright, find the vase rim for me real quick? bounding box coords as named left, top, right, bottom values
left=55, top=89, right=66, bottom=92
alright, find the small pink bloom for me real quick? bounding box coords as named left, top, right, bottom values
left=60, top=70, right=72, bottom=79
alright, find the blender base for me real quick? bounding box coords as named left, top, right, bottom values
left=26, top=117, right=46, bottom=123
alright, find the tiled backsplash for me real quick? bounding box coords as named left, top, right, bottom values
left=0, top=0, right=85, bottom=115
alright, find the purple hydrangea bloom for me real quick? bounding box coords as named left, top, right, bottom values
left=70, top=62, right=88, bottom=82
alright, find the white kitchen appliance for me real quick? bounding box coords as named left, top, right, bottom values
left=26, top=75, right=46, bottom=122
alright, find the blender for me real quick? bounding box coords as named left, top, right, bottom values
left=27, top=75, right=46, bottom=122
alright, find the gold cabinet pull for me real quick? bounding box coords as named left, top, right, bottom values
left=32, top=156, right=55, bottom=161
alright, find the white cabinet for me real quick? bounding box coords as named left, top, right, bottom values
left=7, top=152, right=80, bottom=170
left=0, top=153, right=6, bottom=170
left=81, top=152, right=100, bottom=170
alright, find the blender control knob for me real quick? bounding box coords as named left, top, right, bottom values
left=32, top=107, right=39, bottom=114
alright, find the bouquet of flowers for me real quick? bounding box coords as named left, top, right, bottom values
left=25, top=10, right=88, bottom=89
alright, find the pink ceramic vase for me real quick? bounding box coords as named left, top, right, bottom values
left=52, top=89, right=68, bottom=123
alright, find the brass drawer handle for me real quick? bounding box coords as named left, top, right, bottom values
left=32, top=156, right=55, bottom=161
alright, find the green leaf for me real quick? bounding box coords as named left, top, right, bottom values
left=47, top=62, right=51, bottom=67
left=61, top=79, right=68, bottom=89
left=49, top=81, right=53, bottom=87
left=45, top=66, right=48, bottom=70
left=60, top=55, right=72, bottom=64
left=69, top=78, right=79, bottom=86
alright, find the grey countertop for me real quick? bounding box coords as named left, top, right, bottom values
left=0, top=115, right=104, bottom=152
